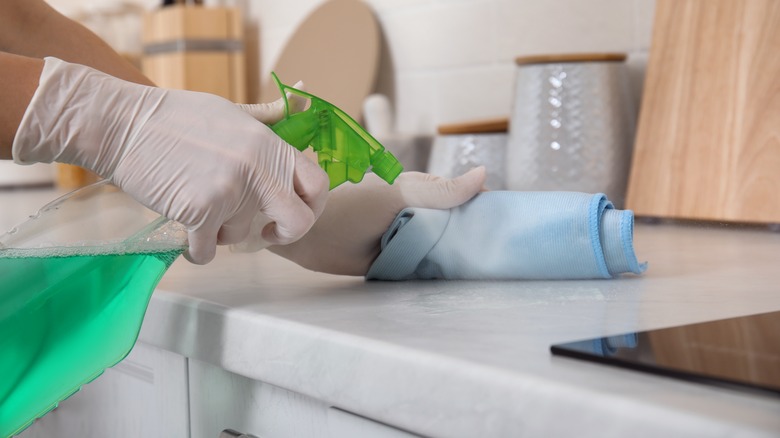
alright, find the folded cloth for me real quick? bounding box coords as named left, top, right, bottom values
left=560, top=333, right=639, bottom=357
left=366, top=191, right=647, bottom=280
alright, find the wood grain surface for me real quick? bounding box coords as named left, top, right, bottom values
left=259, top=0, right=380, bottom=122
left=514, top=53, right=626, bottom=66
left=141, top=5, right=246, bottom=102
left=437, top=117, right=509, bottom=135
left=625, top=0, right=780, bottom=223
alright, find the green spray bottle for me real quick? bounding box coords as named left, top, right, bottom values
left=268, top=72, right=403, bottom=189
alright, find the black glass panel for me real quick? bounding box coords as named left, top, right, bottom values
left=551, top=310, right=780, bottom=396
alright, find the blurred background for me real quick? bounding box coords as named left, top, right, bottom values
left=44, top=0, right=653, bottom=140
left=18, top=0, right=778, bottom=225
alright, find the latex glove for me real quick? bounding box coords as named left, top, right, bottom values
left=265, top=167, right=487, bottom=276
left=12, top=57, right=329, bottom=264
left=236, top=80, right=307, bottom=124
left=233, top=81, right=326, bottom=252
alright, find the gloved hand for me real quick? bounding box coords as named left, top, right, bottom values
left=236, top=80, right=307, bottom=124
left=244, top=167, right=486, bottom=276
left=12, top=57, right=329, bottom=264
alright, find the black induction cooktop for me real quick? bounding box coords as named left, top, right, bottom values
left=551, top=310, right=780, bottom=396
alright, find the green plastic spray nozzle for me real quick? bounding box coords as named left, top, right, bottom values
left=269, top=72, right=403, bottom=190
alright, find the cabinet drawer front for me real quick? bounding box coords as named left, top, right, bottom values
left=21, top=342, right=189, bottom=438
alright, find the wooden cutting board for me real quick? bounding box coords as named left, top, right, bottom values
left=625, top=0, right=780, bottom=223
left=259, top=0, right=380, bottom=121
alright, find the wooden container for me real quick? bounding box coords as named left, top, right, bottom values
left=141, top=5, right=246, bottom=102
left=625, top=0, right=780, bottom=223
left=437, top=118, right=509, bottom=136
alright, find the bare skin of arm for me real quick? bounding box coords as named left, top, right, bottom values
left=0, top=0, right=151, bottom=85
left=0, top=52, right=43, bottom=159
left=0, top=0, right=153, bottom=159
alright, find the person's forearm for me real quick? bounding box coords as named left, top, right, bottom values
left=0, top=0, right=152, bottom=86
left=0, top=52, right=43, bottom=159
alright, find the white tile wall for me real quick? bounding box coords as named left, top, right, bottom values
left=432, top=63, right=515, bottom=125
left=393, top=71, right=439, bottom=134
left=364, top=0, right=436, bottom=14
left=633, top=0, right=656, bottom=51
left=376, top=1, right=498, bottom=71
left=493, top=0, right=635, bottom=62
left=48, top=0, right=657, bottom=135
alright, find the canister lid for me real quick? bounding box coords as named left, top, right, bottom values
left=515, top=53, right=626, bottom=66
left=437, top=117, right=509, bottom=135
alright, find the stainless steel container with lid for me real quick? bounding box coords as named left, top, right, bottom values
left=428, top=118, right=508, bottom=190
left=505, top=53, right=635, bottom=206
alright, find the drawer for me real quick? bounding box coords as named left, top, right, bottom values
left=21, top=342, right=189, bottom=438
left=188, top=359, right=421, bottom=438
left=328, top=407, right=421, bottom=438
left=188, top=359, right=329, bottom=438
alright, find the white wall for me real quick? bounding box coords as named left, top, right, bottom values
left=47, top=0, right=655, bottom=135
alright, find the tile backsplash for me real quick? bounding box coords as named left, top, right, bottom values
left=49, top=0, right=655, bottom=135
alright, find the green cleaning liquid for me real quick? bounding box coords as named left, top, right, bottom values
left=0, top=247, right=182, bottom=437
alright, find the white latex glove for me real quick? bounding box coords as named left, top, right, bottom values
left=261, top=167, right=487, bottom=276
left=232, top=81, right=319, bottom=253
left=236, top=80, right=308, bottom=124
left=12, top=57, right=329, bottom=264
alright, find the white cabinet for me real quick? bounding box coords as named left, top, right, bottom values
left=21, top=342, right=189, bottom=438
left=327, top=408, right=419, bottom=438
left=188, top=358, right=329, bottom=438
left=188, top=359, right=420, bottom=438
left=19, top=347, right=420, bottom=437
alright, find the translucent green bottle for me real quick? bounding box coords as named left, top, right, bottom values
left=269, top=72, right=404, bottom=189
left=0, top=182, right=188, bottom=437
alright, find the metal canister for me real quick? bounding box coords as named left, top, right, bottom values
left=428, top=118, right=508, bottom=190
left=505, top=53, right=635, bottom=207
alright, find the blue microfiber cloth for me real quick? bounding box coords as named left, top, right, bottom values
left=366, top=191, right=646, bottom=280
left=562, top=334, right=640, bottom=356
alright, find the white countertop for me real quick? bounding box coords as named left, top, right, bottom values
left=3, top=187, right=780, bottom=437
